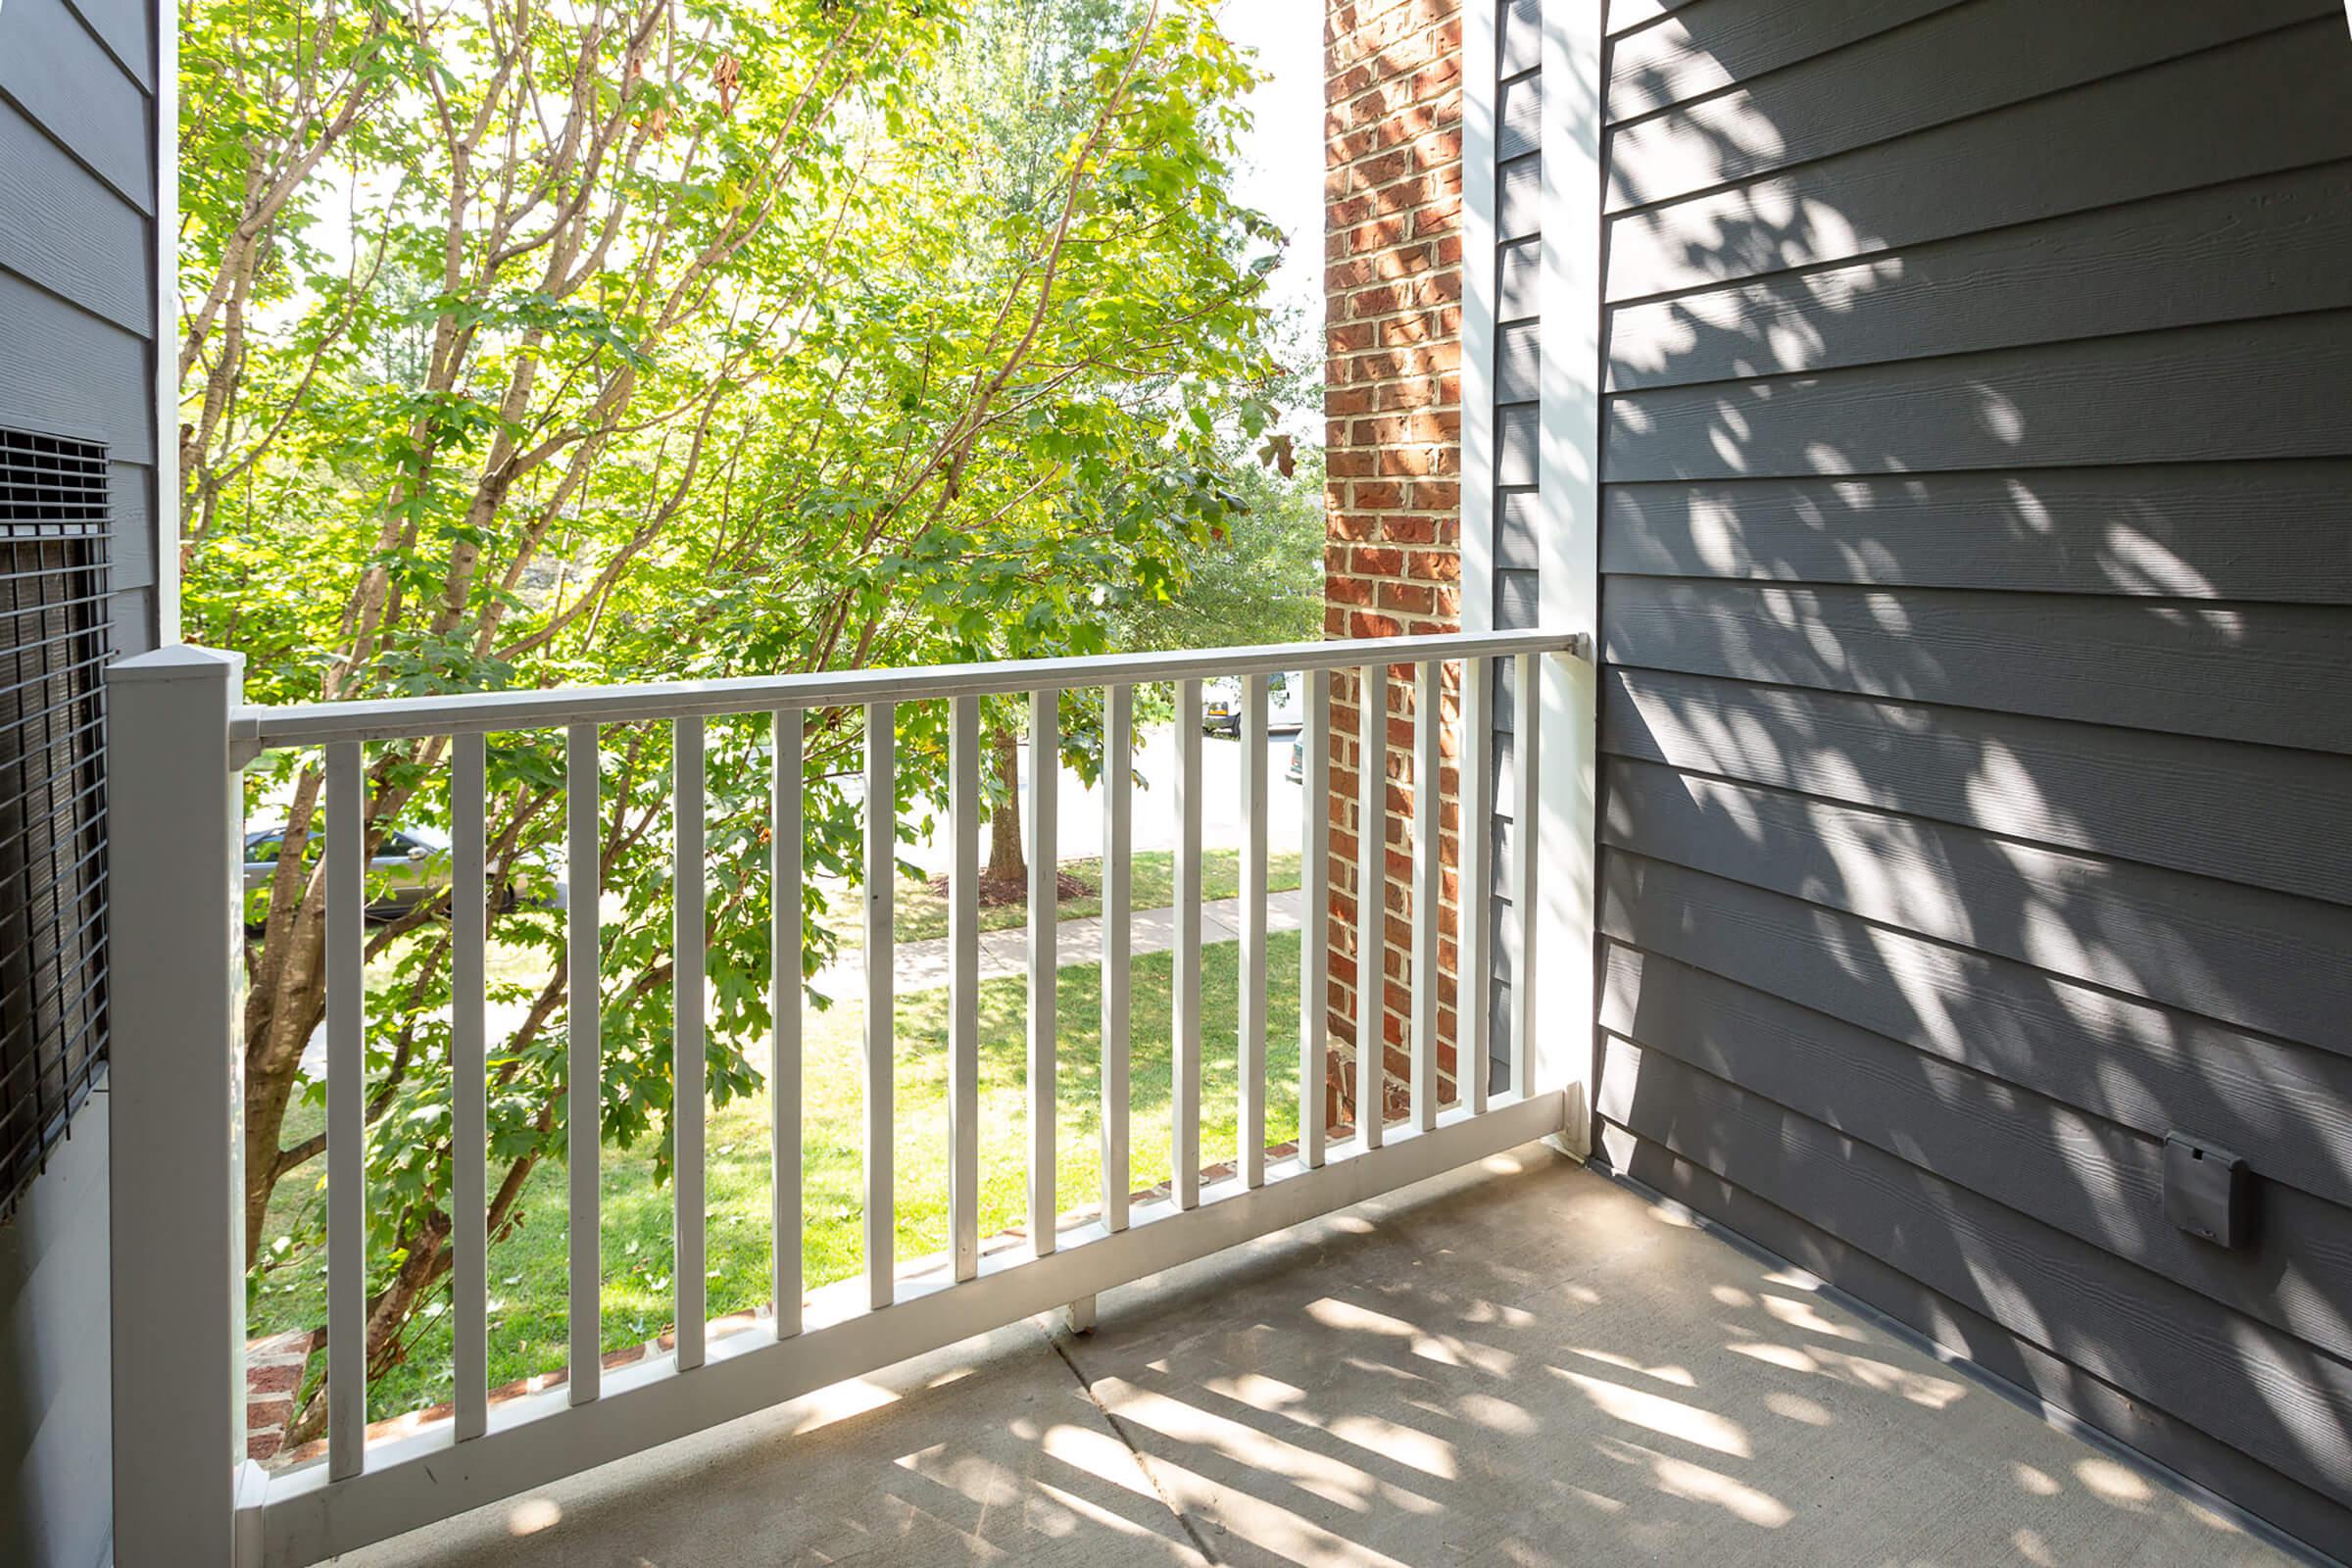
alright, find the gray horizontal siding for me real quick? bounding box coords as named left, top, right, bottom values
left=1600, top=460, right=2352, bottom=604
left=1604, top=755, right=2352, bottom=1055
left=61, top=0, right=152, bottom=86
left=1498, top=0, right=1540, bottom=74
left=1602, top=668, right=2352, bottom=907
left=1483, top=0, right=1541, bottom=1086
left=0, top=97, right=152, bottom=333
left=1603, top=578, right=2352, bottom=756
left=0, top=273, right=157, bottom=465
left=1608, top=162, right=2352, bottom=391
left=1605, top=0, right=1966, bottom=121
left=0, top=0, right=152, bottom=210
left=1604, top=18, right=2352, bottom=302
left=1496, top=237, right=1539, bottom=323
left=1604, top=0, right=2328, bottom=214
left=0, top=0, right=154, bottom=1559
left=1607, top=312, right=2352, bottom=482
left=1602, top=854, right=2352, bottom=1215
left=1602, top=946, right=2352, bottom=1364
left=1592, top=0, right=2352, bottom=1550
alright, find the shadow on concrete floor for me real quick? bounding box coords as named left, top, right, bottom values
left=345, top=1148, right=2289, bottom=1567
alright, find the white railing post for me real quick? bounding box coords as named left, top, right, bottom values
left=1239, top=674, right=1268, bottom=1187
left=106, top=645, right=249, bottom=1566
left=1172, top=679, right=1201, bottom=1209
left=863, top=704, right=897, bottom=1308
left=948, top=696, right=981, bottom=1283
left=1025, top=689, right=1058, bottom=1255
left=1409, top=662, right=1442, bottom=1131
left=1099, top=684, right=1133, bottom=1233
left=1298, top=670, right=1330, bottom=1167
left=1354, top=664, right=1386, bottom=1148
left=772, top=709, right=805, bottom=1337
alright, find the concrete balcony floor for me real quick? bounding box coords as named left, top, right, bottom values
left=349, top=1147, right=2289, bottom=1567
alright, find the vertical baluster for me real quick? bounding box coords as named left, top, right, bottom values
left=1172, top=678, right=1201, bottom=1209
left=1240, top=674, right=1268, bottom=1186
left=1511, top=652, right=1540, bottom=1099
left=1026, top=689, right=1058, bottom=1256
left=1100, top=683, right=1132, bottom=1232
left=864, top=704, right=896, bottom=1309
left=1298, top=670, right=1330, bottom=1168
left=325, top=742, right=366, bottom=1478
left=452, top=733, right=488, bottom=1441
left=1410, top=662, right=1442, bottom=1132
left=673, top=717, right=707, bottom=1369
left=1459, top=662, right=1494, bottom=1115
left=949, top=696, right=981, bottom=1283
left=1354, top=665, right=1386, bottom=1150
left=772, top=709, right=804, bottom=1337
left=566, top=723, right=602, bottom=1402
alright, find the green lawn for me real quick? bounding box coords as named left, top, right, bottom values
left=252, top=930, right=1305, bottom=1422
left=822, top=848, right=1304, bottom=950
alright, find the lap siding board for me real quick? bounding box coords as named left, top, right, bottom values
left=1586, top=0, right=2352, bottom=1552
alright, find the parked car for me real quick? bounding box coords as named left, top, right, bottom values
left=1287, top=735, right=1303, bottom=784
left=1202, top=672, right=1306, bottom=736
left=242, top=822, right=565, bottom=929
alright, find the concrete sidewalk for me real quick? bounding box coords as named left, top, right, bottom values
left=813, top=887, right=1307, bottom=997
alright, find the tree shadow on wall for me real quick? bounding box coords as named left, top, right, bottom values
left=1579, top=1, right=2352, bottom=1544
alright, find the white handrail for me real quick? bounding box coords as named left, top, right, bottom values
left=232, top=628, right=1587, bottom=755
left=107, top=629, right=1594, bottom=1567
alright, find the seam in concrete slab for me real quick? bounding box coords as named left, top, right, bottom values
left=1601, top=1167, right=2347, bottom=1568
left=1050, top=1329, right=1223, bottom=1565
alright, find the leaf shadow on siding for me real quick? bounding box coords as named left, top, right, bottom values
left=1585, top=13, right=2352, bottom=1547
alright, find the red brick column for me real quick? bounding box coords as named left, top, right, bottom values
left=1323, top=0, right=1464, bottom=1129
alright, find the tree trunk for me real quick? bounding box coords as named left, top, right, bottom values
left=985, top=722, right=1026, bottom=886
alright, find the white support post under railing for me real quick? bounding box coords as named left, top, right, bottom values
left=1511, top=654, right=1540, bottom=1101
left=1409, top=662, right=1442, bottom=1132
left=325, top=740, right=366, bottom=1478
left=1026, top=689, right=1058, bottom=1256
left=864, top=704, right=897, bottom=1309
left=106, top=646, right=248, bottom=1566
left=772, top=709, right=805, bottom=1338
left=948, top=696, right=981, bottom=1283
left=1457, top=661, right=1494, bottom=1116
left=1239, top=674, right=1268, bottom=1188
left=1298, top=669, right=1330, bottom=1168
left=452, top=732, right=489, bottom=1441
left=1172, top=678, right=1201, bottom=1209
left=1100, top=684, right=1133, bottom=1234
left=673, top=717, right=708, bottom=1371
left=566, top=723, right=603, bottom=1403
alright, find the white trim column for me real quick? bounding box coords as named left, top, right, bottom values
left=106, top=645, right=249, bottom=1563
left=154, top=0, right=180, bottom=643
left=1535, top=0, right=1603, bottom=1154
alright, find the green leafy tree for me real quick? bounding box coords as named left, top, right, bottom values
left=178, top=0, right=1286, bottom=1429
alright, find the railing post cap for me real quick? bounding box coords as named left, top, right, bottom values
left=106, top=642, right=246, bottom=684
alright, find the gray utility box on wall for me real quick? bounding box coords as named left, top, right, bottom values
left=2163, top=1132, right=2254, bottom=1250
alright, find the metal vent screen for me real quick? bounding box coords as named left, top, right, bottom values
left=0, top=428, right=113, bottom=1216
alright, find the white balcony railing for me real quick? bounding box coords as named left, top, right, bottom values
left=105, top=628, right=1588, bottom=1568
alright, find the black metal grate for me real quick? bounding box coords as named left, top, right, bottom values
left=0, top=428, right=113, bottom=1217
